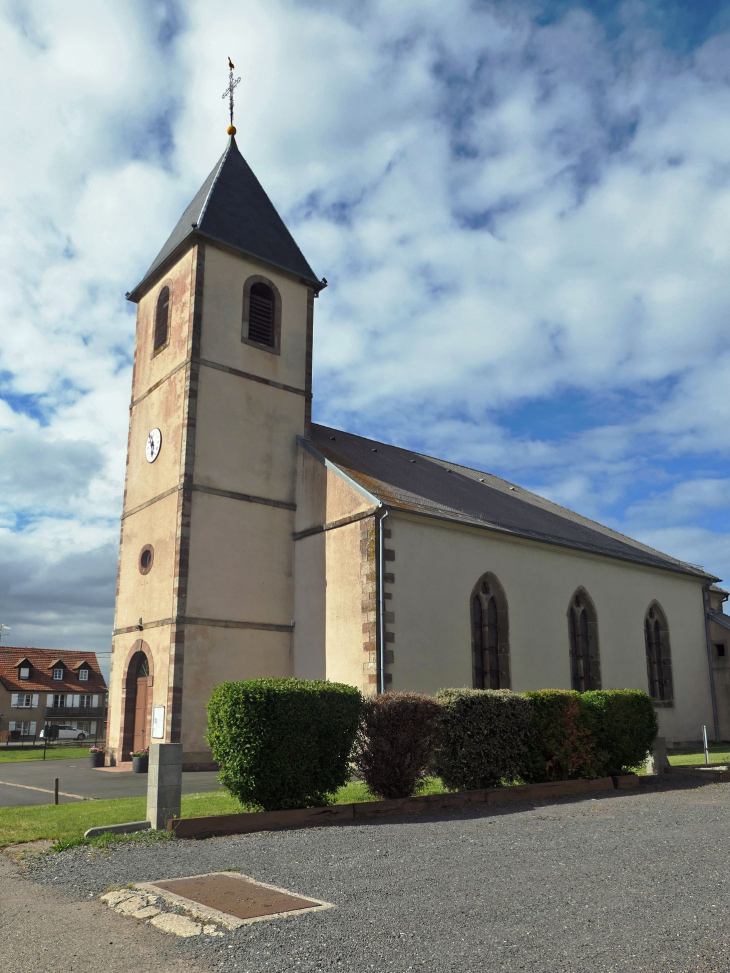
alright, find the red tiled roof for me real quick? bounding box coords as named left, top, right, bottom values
left=0, top=648, right=107, bottom=694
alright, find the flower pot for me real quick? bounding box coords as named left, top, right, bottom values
left=132, top=755, right=148, bottom=774
left=89, top=752, right=105, bottom=769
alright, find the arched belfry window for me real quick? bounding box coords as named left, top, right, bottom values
left=154, top=285, right=170, bottom=353
left=645, top=602, right=673, bottom=703
left=242, top=275, right=282, bottom=353
left=567, top=588, right=601, bottom=691
left=470, top=573, right=510, bottom=690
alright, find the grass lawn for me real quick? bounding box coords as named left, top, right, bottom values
left=0, top=791, right=241, bottom=849
left=668, top=746, right=730, bottom=766
left=0, top=777, right=449, bottom=849
left=0, top=747, right=91, bottom=764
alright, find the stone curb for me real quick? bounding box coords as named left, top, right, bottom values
left=84, top=820, right=151, bottom=839
left=169, top=775, right=635, bottom=839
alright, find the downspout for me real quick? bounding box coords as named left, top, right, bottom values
left=702, top=584, right=720, bottom=742
left=377, top=506, right=389, bottom=694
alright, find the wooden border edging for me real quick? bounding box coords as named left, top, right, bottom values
left=168, top=775, right=630, bottom=840
left=666, top=765, right=730, bottom=782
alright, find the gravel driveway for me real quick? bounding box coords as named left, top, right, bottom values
left=12, top=779, right=730, bottom=972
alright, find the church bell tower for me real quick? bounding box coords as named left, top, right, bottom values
left=106, top=123, right=324, bottom=767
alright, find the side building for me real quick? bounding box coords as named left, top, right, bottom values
left=0, top=648, right=108, bottom=743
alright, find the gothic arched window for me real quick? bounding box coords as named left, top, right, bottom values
left=470, top=573, right=510, bottom=690
left=567, top=588, right=601, bottom=691
left=645, top=602, right=673, bottom=702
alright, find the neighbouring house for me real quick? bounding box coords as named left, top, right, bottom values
left=0, top=648, right=108, bottom=742
left=707, top=586, right=730, bottom=742
left=106, top=128, right=724, bottom=770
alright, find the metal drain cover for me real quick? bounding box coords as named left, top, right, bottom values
left=142, top=872, right=333, bottom=927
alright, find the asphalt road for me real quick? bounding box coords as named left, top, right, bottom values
left=0, top=856, right=209, bottom=973
left=0, top=761, right=222, bottom=806
left=13, top=778, right=730, bottom=972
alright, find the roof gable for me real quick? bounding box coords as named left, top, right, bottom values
left=130, top=136, right=319, bottom=299
left=306, top=424, right=714, bottom=581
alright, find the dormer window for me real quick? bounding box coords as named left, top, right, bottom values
left=79, top=668, right=89, bottom=682
left=19, top=666, right=30, bottom=680
left=53, top=667, right=64, bottom=681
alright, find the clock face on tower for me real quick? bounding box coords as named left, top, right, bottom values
left=145, top=428, right=162, bottom=463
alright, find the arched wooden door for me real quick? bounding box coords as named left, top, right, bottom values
left=132, top=654, right=150, bottom=752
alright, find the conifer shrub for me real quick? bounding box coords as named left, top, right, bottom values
left=580, top=689, right=658, bottom=776
left=522, top=690, right=600, bottom=783
left=353, top=692, right=442, bottom=800
left=206, top=678, right=362, bottom=811
left=431, top=688, right=533, bottom=790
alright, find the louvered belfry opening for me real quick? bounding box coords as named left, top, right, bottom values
left=154, top=285, right=170, bottom=351
left=248, top=282, right=275, bottom=346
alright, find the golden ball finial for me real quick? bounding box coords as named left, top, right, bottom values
left=227, top=125, right=236, bottom=135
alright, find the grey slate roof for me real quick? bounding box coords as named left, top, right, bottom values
left=129, top=136, right=319, bottom=299
left=307, top=423, right=715, bottom=581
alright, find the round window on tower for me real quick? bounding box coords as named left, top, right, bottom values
left=139, top=545, right=154, bottom=575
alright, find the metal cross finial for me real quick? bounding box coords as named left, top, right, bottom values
left=222, top=57, right=241, bottom=134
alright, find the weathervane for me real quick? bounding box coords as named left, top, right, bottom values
left=222, top=56, right=241, bottom=135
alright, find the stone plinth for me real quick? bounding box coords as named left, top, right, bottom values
left=147, top=742, right=182, bottom=830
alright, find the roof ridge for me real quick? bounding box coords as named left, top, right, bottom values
left=197, top=137, right=233, bottom=226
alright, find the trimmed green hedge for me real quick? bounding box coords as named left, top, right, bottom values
left=581, top=689, right=658, bottom=776
left=522, top=690, right=600, bottom=783
left=206, top=678, right=362, bottom=811
left=431, top=688, right=533, bottom=789
left=353, top=692, right=442, bottom=799
left=207, top=679, right=657, bottom=810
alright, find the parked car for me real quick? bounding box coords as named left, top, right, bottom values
left=40, top=725, right=87, bottom=741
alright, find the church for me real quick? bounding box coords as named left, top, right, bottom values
left=106, top=126, right=724, bottom=769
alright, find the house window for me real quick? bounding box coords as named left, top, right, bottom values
left=9, top=721, right=35, bottom=736
left=242, top=276, right=281, bottom=352
left=53, top=668, right=64, bottom=681
left=19, top=666, right=30, bottom=680
left=79, top=668, right=89, bottom=682
left=568, top=588, right=601, bottom=692
left=53, top=693, right=69, bottom=708
left=470, top=573, right=510, bottom=689
left=79, top=695, right=92, bottom=708
left=13, top=694, right=32, bottom=708
left=154, top=285, right=170, bottom=352
left=715, top=643, right=726, bottom=658
left=645, top=604, right=673, bottom=702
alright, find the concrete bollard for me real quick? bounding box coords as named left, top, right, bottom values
left=647, top=735, right=671, bottom=775
left=146, top=742, right=182, bottom=830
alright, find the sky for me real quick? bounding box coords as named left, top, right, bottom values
left=2, top=0, right=730, bottom=677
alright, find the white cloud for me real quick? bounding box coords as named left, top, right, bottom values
left=2, top=0, right=730, bottom=664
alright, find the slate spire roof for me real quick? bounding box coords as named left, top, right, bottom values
left=305, top=424, right=716, bottom=581
left=129, top=135, right=320, bottom=300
